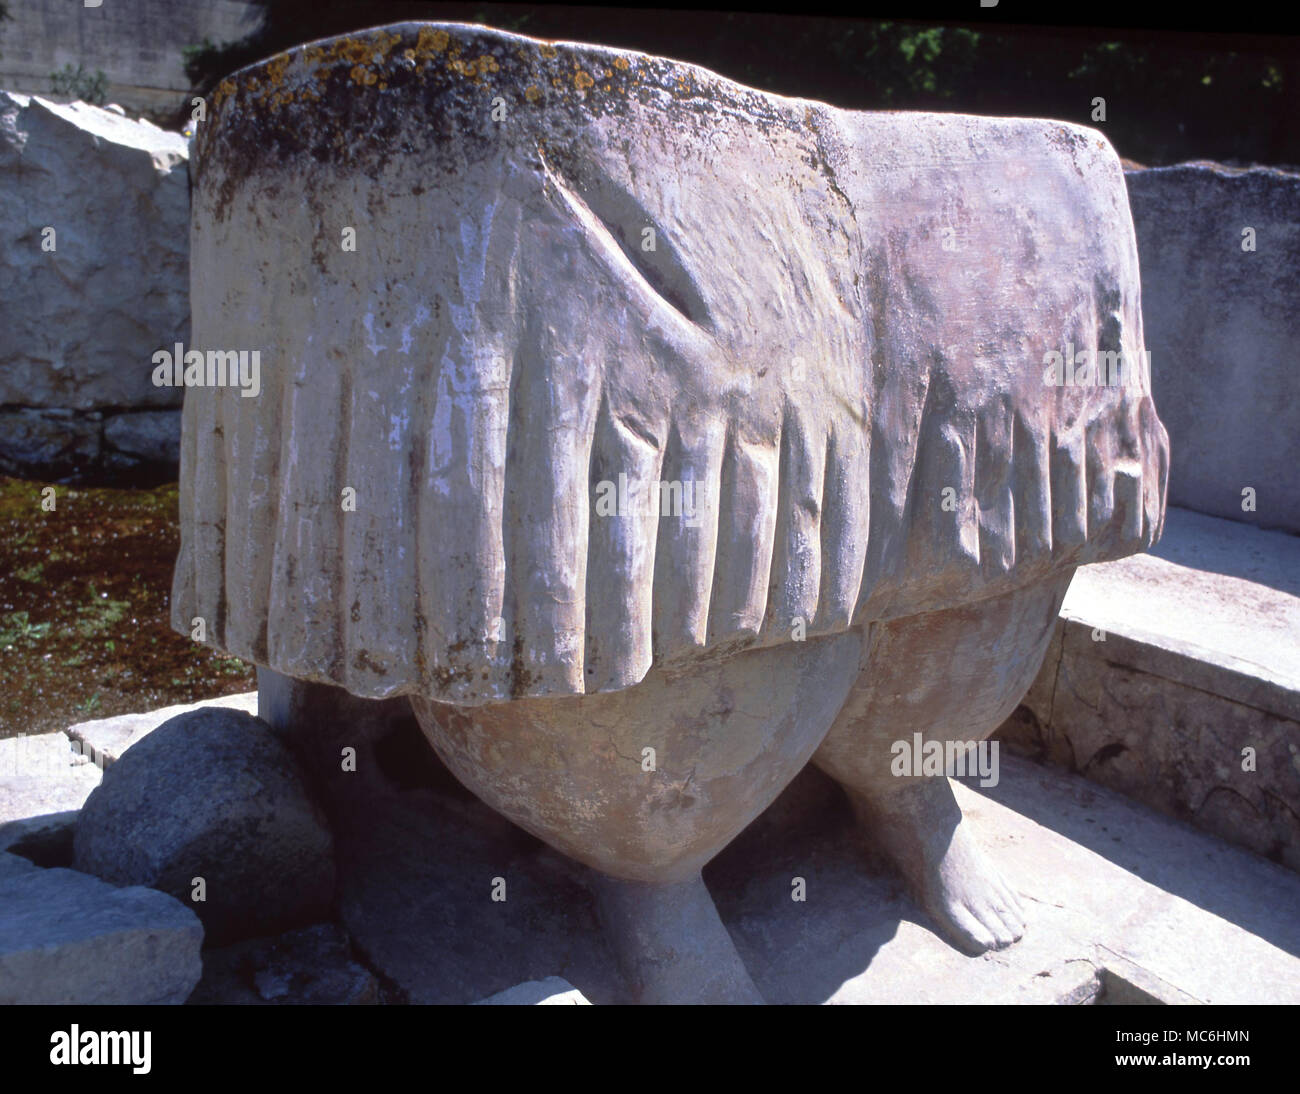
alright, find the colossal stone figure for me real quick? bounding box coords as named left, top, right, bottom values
left=173, top=22, right=1169, bottom=1002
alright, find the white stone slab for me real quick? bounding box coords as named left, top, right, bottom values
left=475, top=977, right=591, bottom=1005
left=1061, top=506, right=1300, bottom=713
left=0, top=732, right=102, bottom=842
left=66, top=691, right=259, bottom=768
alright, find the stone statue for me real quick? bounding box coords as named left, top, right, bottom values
left=173, top=22, right=1169, bottom=1002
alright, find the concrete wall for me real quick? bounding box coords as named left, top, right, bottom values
left=0, top=0, right=261, bottom=122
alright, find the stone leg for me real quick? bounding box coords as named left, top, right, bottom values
left=411, top=632, right=865, bottom=1004
left=593, top=872, right=763, bottom=1004
left=812, top=575, right=1072, bottom=954
left=256, top=667, right=428, bottom=824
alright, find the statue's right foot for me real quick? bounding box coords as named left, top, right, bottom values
left=846, top=778, right=1026, bottom=955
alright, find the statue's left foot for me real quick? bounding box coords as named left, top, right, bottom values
left=594, top=871, right=765, bottom=1004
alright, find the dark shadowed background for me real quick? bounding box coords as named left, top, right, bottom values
left=180, top=2, right=1300, bottom=168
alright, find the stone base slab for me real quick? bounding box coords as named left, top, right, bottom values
left=997, top=506, right=1300, bottom=873
left=334, top=746, right=1300, bottom=1004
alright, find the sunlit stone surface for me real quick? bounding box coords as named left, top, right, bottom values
left=174, top=22, right=1169, bottom=1002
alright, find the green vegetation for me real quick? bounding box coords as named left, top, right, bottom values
left=50, top=62, right=109, bottom=105
left=0, top=611, right=52, bottom=648
left=75, top=585, right=130, bottom=639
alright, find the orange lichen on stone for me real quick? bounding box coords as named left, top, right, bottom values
left=304, top=33, right=399, bottom=70
left=539, top=44, right=558, bottom=59
left=525, top=85, right=542, bottom=103
left=298, top=29, right=406, bottom=74
left=370, top=29, right=402, bottom=57
left=417, top=27, right=451, bottom=55
left=448, top=54, right=502, bottom=78
left=264, top=53, right=291, bottom=87
left=338, top=39, right=372, bottom=66
left=575, top=70, right=594, bottom=90
left=613, top=56, right=630, bottom=70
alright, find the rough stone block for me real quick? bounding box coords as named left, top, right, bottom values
left=0, top=407, right=100, bottom=477
left=0, top=732, right=102, bottom=843
left=996, top=506, right=1300, bottom=871
left=102, top=409, right=182, bottom=464
left=0, top=851, right=203, bottom=1004
left=0, top=91, right=189, bottom=412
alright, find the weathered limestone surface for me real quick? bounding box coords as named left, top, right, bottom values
left=0, top=90, right=188, bottom=441
left=73, top=708, right=336, bottom=945
left=175, top=22, right=1167, bottom=705
left=0, top=730, right=101, bottom=802
left=0, top=1, right=262, bottom=123
left=1125, top=162, right=1300, bottom=534
left=0, top=851, right=203, bottom=1004
left=0, top=731, right=102, bottom=864
left=177, top=23, right=1169, bottom=998
left=997, top=506, right=1300, bottom=871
